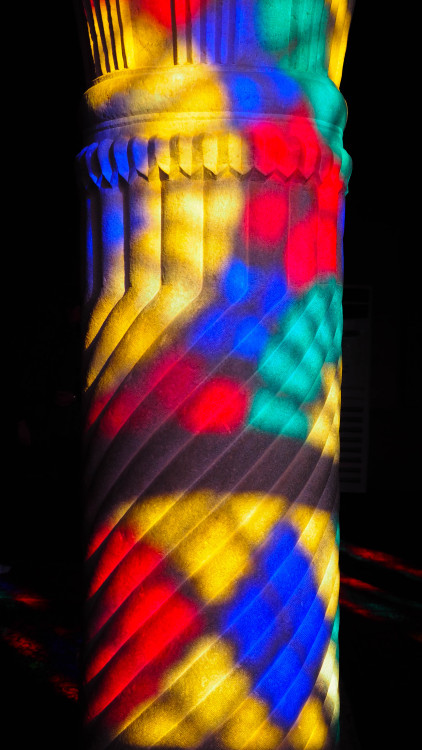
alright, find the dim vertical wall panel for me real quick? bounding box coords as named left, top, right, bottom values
left=76, top=2, right=354, bottom=749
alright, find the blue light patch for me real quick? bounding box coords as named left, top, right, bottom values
left=228, top=74, right=263, bottom=113
left=261, top=523, right=302, bottom=577
left=262, top=272, right=291, bottom=317
left=274, top=617, right=330, bottom=726
left=233, top=316, right=269, bottom=360
left=220, top=522, right=330, bottom=728
left=187, top=307, right=235, bottom=356
left=273, top=668, right=313, bottom=726
left=221, top=582, right=277, bottom=665
left=257, top=646, right=305, bottom=707
left=267, top=68, right=303, bottom=109
left=221, top=260, right=268, bottom=302
left=103, top=210, right=124, bottom=246
left=221, top=259, right=249, bottom=304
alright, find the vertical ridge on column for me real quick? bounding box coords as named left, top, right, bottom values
left=326, top=0, right=354, bottom=86
left=85, top=182, right=125, bottom=348
left=82, top=0, right=103, bottom=75
left=91, top=0, right=112, bottom=72
left=84, top=175, right=163, bottom=391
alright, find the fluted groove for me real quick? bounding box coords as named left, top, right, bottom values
left=79, top=0, right=353, bottom=86
left=82, top=0, right=128, bottom=75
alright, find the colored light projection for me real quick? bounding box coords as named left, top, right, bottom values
left=0, top=578, right=80, bottom=703
left=78, top=2, right=353, bottom=749
left=86, top=494, right=339, bottom=748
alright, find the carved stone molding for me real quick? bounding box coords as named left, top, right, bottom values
left=77, top=129, right=351, bottom=187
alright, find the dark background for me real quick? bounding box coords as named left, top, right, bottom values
left=3, top=2, right=420, bottom=748
left=337, top=5, right=421, bottom=748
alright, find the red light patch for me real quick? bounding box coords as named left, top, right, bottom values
left=140, top=0, right=202, bottom=28
left=244, top=183, right=289, bottom=249
left=178, top=377, right=249, bottom=433
left=85, top=566, right=202, bottom=724
left=154, top=354, right=205, bottom=410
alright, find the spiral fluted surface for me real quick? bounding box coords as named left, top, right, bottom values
left=77, top=3, right=353, bottom=749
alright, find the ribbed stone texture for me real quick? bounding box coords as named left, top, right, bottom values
left=76, top=3, right=354, bottom=749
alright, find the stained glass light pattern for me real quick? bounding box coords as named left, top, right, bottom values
left=86, top=493, right=339, bottom=747
left=78, top=2, right=353, bottom=749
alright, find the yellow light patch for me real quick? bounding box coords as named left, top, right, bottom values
left=308, top=524, right=336, bottom=585
left=190, top=538, right=252, bottom=602
left=325, top=670, right=340, bottom=725
left=127, top=182, right=163, bottom=288
left=128, top=9, right=173, bottom=69
left=176, top=76, right=229, bottom=119
left=289, top=697, right=328, bottom=750
left=183, top=667, right=250, bottom=736
left=161, top=182, right=204, bottom=285
left=306, top=364, right=341, bottom=459
left=288, top=507, right=338, bottom=610
left=130, top=493, right=182, bottom=540
left=131, top=704, right=187, bottom=747
left=163, top=506, right=239, bottom=576
left=317, top=638, right=339, bottom=725
left=204, top=177, right=245, bottom=275
left=326, top=0, right=353, bottom=87
left=130, top=491, right=287, bottom=603
left=289, top=506, right=330, bottom=559
left=86, top=253, right=204, bottom=404
left=164, top=636, right=245, bottom=712
left=90, top=491, right=339, bottom=747
left=126, top=636, right=251, bottom=748
left=86, top=36, right=228, bottom=130
left=159, top=718, right=205, bottom=747
left=220, top=695, right=284, bottom=750
left=317, top=640, right=337, bottom=694
left=161, top=635, right=232, bottom=695
left=85, top=14, right=172, bottom=105
left=316, top=545, right=340, bottom=617
left=84, top=159, right=246, bottom=401
left=227, top=493, right=287, bottom=546
left=138, top=491, right=212, bottom=548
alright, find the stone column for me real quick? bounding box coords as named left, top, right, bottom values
left=76, top=2, right=353, bottom=749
